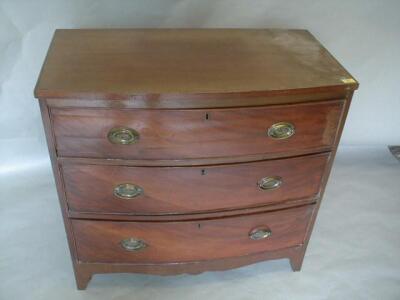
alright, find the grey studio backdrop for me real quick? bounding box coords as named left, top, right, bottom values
left=1, top=1, right=400, bottom=299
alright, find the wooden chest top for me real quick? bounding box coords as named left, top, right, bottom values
left=34, top=29, right=358, bottom=100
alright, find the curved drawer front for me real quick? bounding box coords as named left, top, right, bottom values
left=72, top=205, right=314, bottom=263
left=52, top=100, right=343, bottom=160
left=62, top=153, right=329, bottom=215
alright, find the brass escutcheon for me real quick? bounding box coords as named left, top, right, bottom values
left=249, top=228, right=272, bottom=240
left=108, top=127, right=140, bottom=145
left=258, top=176, right=282, bottom=190
left=120, top=238, right=147, bottom=251
left=114, top=183, right=143, bottom=199
left=267, top=122, right=295, bottom=139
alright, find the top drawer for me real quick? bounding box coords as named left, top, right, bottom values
left=52, top=100, right=343, bottom=160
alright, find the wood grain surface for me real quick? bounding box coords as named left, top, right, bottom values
left=72, top=204, right=314, bottom=263
left=62, top=153, right=329, bottom=215
left=34, top=29, right=358, bottom=100
left=52, top=100, right=343, bottom=160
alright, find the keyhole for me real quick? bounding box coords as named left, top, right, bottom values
left=198, top=223, right=201, bottom=229
left=205, top=113, right=209, bottom=120
left=201, top=169, right=206, bottom=175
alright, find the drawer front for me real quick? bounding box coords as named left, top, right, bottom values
left=52, top=100, right=343, bottom=160
left=62, top=153, right=329, bottom=215
left=72, top=204, right=314, bottom=263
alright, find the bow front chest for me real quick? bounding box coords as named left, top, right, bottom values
left=34, top=29, right=358, bottom=289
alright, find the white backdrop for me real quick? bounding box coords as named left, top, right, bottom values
left=1, top=2, right=400, bottom=298
left=1, top=0, right=400, bottom=173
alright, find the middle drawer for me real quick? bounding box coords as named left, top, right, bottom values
left=62, top=153, right=329, bottom=215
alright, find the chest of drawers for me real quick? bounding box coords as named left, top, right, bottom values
left=34, top=29, right=358, bottom=289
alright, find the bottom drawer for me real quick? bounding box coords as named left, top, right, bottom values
left=72, top=205, right=314, bottom=264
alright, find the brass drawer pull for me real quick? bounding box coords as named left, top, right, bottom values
left=268, top=122, right=295, bottom=139
left=249, top=227, right=272, bottom=240
left=258, top=176, right=282, bottom=190
left=114, top=183, right=143, bottom=199
left=108, top=127, right=140, bottom=145
left=121, top=238, right=147, bottom=251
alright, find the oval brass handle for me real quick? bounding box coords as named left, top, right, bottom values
left=249, top=227, right=272, bottom=240
left=114, top=183, right=143, bottom=199
left=268, top=122, right=295, bottom=139
left=108, top=127, right=140, bottom=145
left=120, top=237, right=147, bottom=251
left=258, top=176, right=282, bottom=190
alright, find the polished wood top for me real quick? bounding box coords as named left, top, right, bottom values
left=34, top=29, right=358, bottom=100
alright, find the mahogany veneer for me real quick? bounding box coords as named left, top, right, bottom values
left=62, top=153, right=329, bottom=215
left=51, top=100, right=343, bottom=160
left=35, top=28, right=358, bottom=289
left=72, top=205, right=314, bottom=263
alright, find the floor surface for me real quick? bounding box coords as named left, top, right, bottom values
left=1, top=146, right=399, bottom=299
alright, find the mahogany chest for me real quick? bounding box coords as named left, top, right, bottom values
left=34, top=29, right=358, bottom=289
